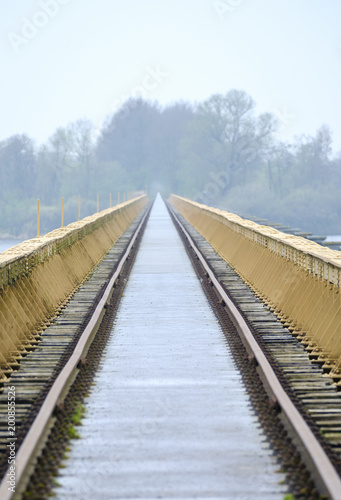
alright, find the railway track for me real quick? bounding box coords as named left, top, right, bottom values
left=0, top=196, right=341, bottom=498
left=0, top=202, right=152, bottom=499
left=167, top=201, right=341, bottom=499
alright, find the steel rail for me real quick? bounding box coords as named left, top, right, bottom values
left=0, top=205, right=151, bottom=500
left=168, top=203, right=341, bottom=500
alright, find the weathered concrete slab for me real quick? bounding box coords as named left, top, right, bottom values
left=53, top=195, right=287, bottom=500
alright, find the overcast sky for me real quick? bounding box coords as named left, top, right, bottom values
left=1, top=0, right=341, bottom=151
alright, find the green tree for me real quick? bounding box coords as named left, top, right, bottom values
left=67, top=118, right=96, bottom=198
left=198, top=90, right=277, bottom=193
left=0, top=134, right=36, bottom=197
left=97, top=99, right=161, bottom=188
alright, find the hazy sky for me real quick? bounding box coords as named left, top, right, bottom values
left=2, top=0, right=341, bottom=151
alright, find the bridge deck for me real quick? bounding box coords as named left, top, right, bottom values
left=53, top=196, right=287, bottom=499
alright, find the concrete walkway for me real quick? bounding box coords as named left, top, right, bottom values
left=53, top=195, right=287, bottom=499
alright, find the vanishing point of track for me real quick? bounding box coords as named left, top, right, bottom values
left=1, top=197, right=341, bottom=499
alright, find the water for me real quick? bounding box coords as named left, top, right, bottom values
left=324, top=235, right=341, bottom=251
left=0, top=239, right=21, bottom=253
left=325, top=235, right=341, bottom=243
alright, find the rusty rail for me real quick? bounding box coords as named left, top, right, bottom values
left=0, top=196, right=148, bottom=380
left=169, top=195, right=341, bottom=379
left=0, top=203, right=151, bottom=500
left=168, top=201, right=341, bottom=500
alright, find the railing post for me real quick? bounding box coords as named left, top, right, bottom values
left=78, top=195, right=81, bottom=221
left=97, top=194, right=99, bottom=213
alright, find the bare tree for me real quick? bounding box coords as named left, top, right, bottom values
left=198, top=90, right=278, bottom=190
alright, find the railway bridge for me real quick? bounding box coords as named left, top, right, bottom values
left=0, top=194, right=341, bottom=499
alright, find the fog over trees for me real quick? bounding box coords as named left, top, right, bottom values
left=1, top=89, right=340, bottom=238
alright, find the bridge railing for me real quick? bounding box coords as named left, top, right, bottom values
left=0, top=195, right=148, bottom=381
left=170, top=194, right=341, bottom=380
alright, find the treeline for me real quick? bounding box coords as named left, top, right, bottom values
left=1, top=90, right=341, bottom=238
